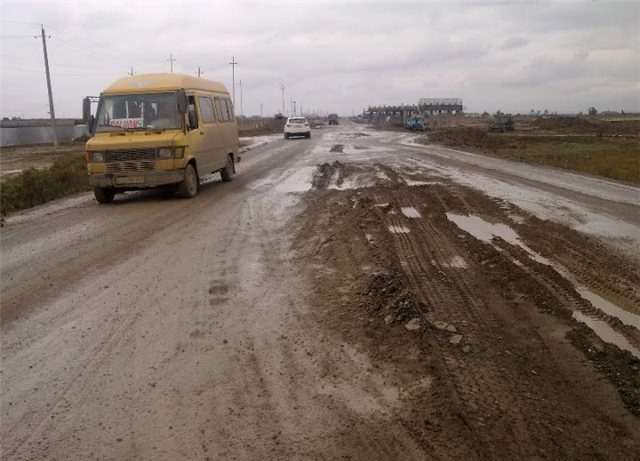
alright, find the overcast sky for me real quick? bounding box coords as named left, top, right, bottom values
left=1, top=0, right=639, bottom=118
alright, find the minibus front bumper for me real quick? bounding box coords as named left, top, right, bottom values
left=89, top=170, right=184, bottom=189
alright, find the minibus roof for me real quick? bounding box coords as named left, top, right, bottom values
left=103, top=73, right=228, bottom=94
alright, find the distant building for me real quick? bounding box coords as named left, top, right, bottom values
left=418, top=98, right=463, bottom=115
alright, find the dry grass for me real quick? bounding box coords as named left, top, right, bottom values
left=421, top=125, right=640, bottom=184
left=1, top=153, right=90, bottom=215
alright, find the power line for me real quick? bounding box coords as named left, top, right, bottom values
left=2, top=19, right=42, bottom=25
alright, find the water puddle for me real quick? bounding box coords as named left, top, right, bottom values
left=446, top=213, right=520, bottom=246
left=405, top=179, right=443, bottom=186
left=446, top=212, right=640, bottom=354
left=445, top=256, right=468, bottom=268
left=401, top=207, right=421, bottom=219
left=576, top=287, right=640, bottom=329
left=573, top=312, right=640, bottom=358
left=388, top=225, right=410, bottom=234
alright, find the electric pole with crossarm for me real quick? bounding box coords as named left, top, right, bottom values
left=36, top=24, right=58, bottom=147
left=229, top=56, right=238, bottom=111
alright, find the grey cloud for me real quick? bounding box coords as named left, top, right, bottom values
left=501, top=36, right=529, bottom=50
left=1, top=1, right=638, bottom=117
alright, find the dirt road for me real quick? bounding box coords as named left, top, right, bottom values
left=2, top=122, right=639, bottom=460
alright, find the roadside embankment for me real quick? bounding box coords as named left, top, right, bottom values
left=0, top=152, right=90, bottom=215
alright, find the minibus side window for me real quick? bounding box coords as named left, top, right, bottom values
left=215, top=98, right=231, bottom=122
left=198, top=96, right=216, bottom=124
left=225, top=99, right=235, bottom=122
left=187, top=95, right=199, bottom=130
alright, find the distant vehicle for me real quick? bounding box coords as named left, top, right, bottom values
left=405, top=116, right=425, bottom=131
left=274, top=113, right=285, bottom=119
left=284, top=117, right=311, bottom=139
left=84, top=73, right=239, bottom=203
left=328, top=113, right=339, bottom=125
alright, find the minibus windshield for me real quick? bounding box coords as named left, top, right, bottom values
left=95, top=92, right=181, bottom=132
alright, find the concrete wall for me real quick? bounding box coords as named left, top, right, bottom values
left=1, top=125, right=88, bottom=147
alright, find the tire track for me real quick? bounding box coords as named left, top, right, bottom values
left=374, top=192, right=543, bottom=458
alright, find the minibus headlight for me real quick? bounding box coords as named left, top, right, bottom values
left=174, top=147, right=185, bottom=159
left=92, top=151, right=104, bottom=162
left=158, top=147, right=173, bottom=159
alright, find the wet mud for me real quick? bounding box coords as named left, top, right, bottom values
left=294, top=160, right=640, bottom=458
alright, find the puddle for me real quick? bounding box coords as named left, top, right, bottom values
left=446, top=213, right=640, bottom=352
left=388, top=225, right=410, bottom=234
left=405, top=179, right=442, bottom=186
left=573, top=312, right=640, bottom=358
left=445, top=256, right=468, bottom=268
left=576, top=287, right=640, bottom=329
left=446, top=213, right=520, bottom=246
left=374, top=203, right=389, bottom=208
left=401, top=207, right=421, bottom=219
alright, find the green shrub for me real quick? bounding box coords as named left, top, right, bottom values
left=1, top=153, right=90, bottom=215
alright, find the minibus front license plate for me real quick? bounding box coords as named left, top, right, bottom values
left=115, top=176, right=145, bottom=185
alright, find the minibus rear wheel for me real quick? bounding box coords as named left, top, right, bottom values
left=220, top=154, right=235, bottom=182
left=177, top=163, right=199, bottom=198
left=94, top=187, right=115, bottom=204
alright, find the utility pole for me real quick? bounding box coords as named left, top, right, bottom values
left=197, top=66, right=204, bottom=77
left=128, top=66, right=135, bottom=76
left=167, top=53, right=175, bottom=73
left=239, top=79, right=244, bottom=117
left=229, top=56, right=238, bottom=110
left=280, top=84, right=285, bottom=116
left=260, top=103, right=263, bottom=118
left=36, top=24, right=57, bottom=148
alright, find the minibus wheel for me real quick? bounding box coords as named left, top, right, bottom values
left=94, top=187, right=115, bottom=204
left=221, top=154, right=235, bottom=182
left=177, top=163, right=199, bottom=198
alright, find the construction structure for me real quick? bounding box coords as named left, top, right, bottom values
left=418, top=98, right=463, bottom=115
left=364, top=98, right=463, bottom=125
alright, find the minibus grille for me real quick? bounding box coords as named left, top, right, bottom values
left=107, top=161, right=156, bottom=172
left=104, top=149, right=157, bottom=162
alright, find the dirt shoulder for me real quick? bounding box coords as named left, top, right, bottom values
left=0, top=142, right=85, bottom=179
left=293, top=160, right=640, bottom=458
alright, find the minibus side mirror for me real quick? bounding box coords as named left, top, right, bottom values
left=177, top=89, right=188, bottom=114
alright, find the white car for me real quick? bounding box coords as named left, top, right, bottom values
left=284, top=117, right=311, bottom=139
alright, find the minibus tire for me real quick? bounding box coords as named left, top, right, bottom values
left=94, top=187, right=115, bottom=204
left=177, top=163, right=199, bottom=198
left=221, top=154, right=235, bottom=182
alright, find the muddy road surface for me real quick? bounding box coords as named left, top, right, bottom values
left=2, top=122, right=639, bottom=460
